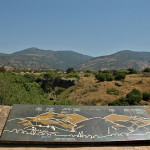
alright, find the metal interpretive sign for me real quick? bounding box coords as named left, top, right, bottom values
left=1, top=104, right=150, bottom=144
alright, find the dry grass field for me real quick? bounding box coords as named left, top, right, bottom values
left=68, top=73, right=150, bottom=106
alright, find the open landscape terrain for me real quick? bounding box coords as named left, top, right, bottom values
left=0, top=66, right=150, bottom=106
left=0, top=48, right=150, bottom=106
left=68, top=73, right=150, bottom=105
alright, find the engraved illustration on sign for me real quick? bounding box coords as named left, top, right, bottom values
left=1, top=105, right=150, bottom=143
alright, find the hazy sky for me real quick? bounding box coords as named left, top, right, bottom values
left=0, top=0, right=150, bottom=56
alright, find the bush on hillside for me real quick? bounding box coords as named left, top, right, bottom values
left=105, top=73, right=114, bottom=81
left=101, top=70, right=113, bottom=74
left=66, top=72, right=80, bottom=80
left=107, top=88, right=120, bottom=95
left=43, top=71, right=56, bottom=80
left=24, top=74, right=37, bottom=83
left=119, top=69, right=129, bottom=75
left=55, top=87, right=65, bottom=95
left=108, top=97, right=129, bottom=106
left=143, top=68, right=150, bottom=72
left=143, top=92, right=150, bottom=101
left=95, top=73, right=106, bottom=82
left=114, top=72, right=126, bottom=80
left=108, top=89, right=142, bottom=106
left=112, top=70, right=118, bottom=76
left=126, top=89, right=142, bottom=105
left=66, top=68, right=76, bottom=74
left=127, top=68, right=137, bottom=74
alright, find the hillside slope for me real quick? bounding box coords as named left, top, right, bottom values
left=78, top=50, right=150, bottom=71
left=67, top=73, right=150, bottom=105
left=0, top=47, right=92, bottom=70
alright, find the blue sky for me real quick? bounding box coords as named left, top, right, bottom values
left=0, top=0, right=150, bottom=56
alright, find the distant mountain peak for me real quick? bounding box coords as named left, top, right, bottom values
left=78, top=50, right=150, bottom=71
left=116, top=49, right=132, bottom=52
left=25, top=47, right=40, bottom=50
left=1, top=47, right=92, bottom=70
left=12, top=47, right=45, bottom=55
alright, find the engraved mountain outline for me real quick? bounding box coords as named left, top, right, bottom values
left=4, top=111, right=150, bottom=138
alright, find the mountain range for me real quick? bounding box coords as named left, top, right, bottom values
left=0, top=47, right=92, bottom=70
left=0, top=48, right=150, bottom=70
left=78, top=50, right=150, bottom=71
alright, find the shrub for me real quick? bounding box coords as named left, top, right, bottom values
left=127, top=68, right=137, bottom=74
left=126, top=89, right=142, bottom=105
left=101, top=70, right=113, bottom=74
left=41, top=80, right=53, bottom=93
left=108, top=97, right=129, bottom=106
left=143, top=68, right=150, bottom=72
left=66, top=72, right=80, bottom=80
left=109, top=89, right=143, bottom=106
left=143, top=92, right=150, bottom=101
left=112, top=70, right=118, bottom=76
left=24, top=74, right=37, bottom=83
left=105, top=73, right=114, bottom=81
left=66, top=68, right=76, bottom=74
left=44, top=86, right=53, bottom=93
left=95, top=73, right=106, bottom=82
left=55, top=87, right=65, bottom=95
left=119, top=69, right=129, bottom=75
left=43, top=72, right=56, bottom=80
left=114, top=72, right=126, bottom=80
left=107, top=88, right=120, bottom=95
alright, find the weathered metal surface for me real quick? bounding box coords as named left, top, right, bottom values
left=1, top=104, right=150, bottom=144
